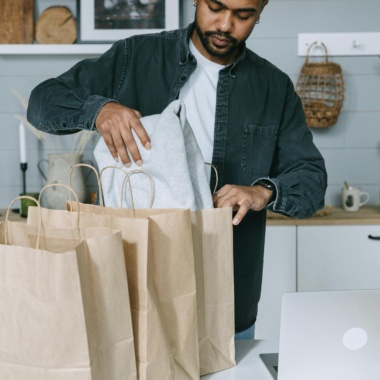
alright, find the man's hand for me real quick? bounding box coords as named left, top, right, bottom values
left=95, top=102, right=151, bottom=167
left=212, top=184, right=273, bottom=225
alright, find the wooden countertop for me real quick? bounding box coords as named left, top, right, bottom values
left=0, top=209, right=26, bottom=222
left=2, top=206, right=380, bottom=226
left=267, top=206, right=380, bottom=226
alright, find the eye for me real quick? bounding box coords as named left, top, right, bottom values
left=235, top=13, right=253, bottom=21
left=208, top=5, right=222, bottom=13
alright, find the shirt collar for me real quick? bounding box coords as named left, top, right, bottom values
left=179, top=23, right=194, bottom=65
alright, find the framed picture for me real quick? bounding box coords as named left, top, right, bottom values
left=78, top=0, right=179, bottom=43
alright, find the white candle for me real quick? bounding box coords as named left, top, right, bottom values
left=19, top=121, right=27, bottom=163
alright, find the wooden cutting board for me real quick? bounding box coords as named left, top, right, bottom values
left=0, top=0, right=34, bottom=44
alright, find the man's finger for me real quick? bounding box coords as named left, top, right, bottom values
left=132, top=109, right=142, bottom=119
left=102, top=131, right=120, bottom=163
left=232, top=203, right=250, bottom=226
left=129, top=116, right=151, bottom=150
left=113, top=132, right=132, bottom=166
left=120, top=128, right=143, bottom=166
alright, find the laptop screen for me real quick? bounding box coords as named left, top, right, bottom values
left=262, top=290, right=380, bottom=380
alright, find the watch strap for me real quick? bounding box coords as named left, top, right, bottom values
left=255, top=179, right=276, bottom=203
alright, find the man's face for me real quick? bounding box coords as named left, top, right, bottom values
left=192, top=0, right=268, bottom=65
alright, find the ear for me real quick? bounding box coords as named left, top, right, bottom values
left=260, top=0, right=269, bottom=12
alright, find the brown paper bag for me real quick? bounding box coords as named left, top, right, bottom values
left=28, top=197, right=200, bottom=378
left=119, top=167, right=236, bottom=374
left=65, top=213, right=236, bottom=375
left=69, top=166, right=235, bottom=376
left=1, top=196, right=137, bottom=380
left=191, top=208, right=236, bottom=375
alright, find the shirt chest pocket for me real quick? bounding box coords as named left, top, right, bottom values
left=241, top=124, right=279, bottom=176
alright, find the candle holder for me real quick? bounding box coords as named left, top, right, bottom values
left=19, top=163, right=39, bottom=218
left=20, top=162, right=27, bottom=194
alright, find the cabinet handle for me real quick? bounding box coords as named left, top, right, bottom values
left=368, top=235, right=380, bottom=240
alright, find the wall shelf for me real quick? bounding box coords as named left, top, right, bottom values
left=298, top=32, right=380, bottom=56
left=0, top=44, right=111, bottom=55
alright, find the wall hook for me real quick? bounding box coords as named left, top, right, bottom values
left=299, top=32, right=380, bottom=56
left=352, top=40, right=360, bottom=48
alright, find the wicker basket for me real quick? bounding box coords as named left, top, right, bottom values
left=296, top=42, right=345, bottom=128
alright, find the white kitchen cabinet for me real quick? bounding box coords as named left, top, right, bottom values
left=298, top=225, right=380, bottom=292
left=255, top=226, right=297, bottom=339
left=255, top=221, right=380, bottom=340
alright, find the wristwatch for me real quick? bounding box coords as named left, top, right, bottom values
left=255, top=179, right=276, bottom=203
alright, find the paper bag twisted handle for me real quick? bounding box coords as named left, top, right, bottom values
left=120, top=169, right=155, bottom=214
left=205, top=162, right=219, bottom=195
left=5, top=196, right=42, bottom=249
left=69, top=163, right=104, bottom=207
left=39, top=183, right=81, bottom=233
left=100, top=166, right=154, bottom=215
left=100, top=165, right=129, bottom=211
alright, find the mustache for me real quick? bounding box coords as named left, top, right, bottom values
left=204, top=31, right=237, bottom=43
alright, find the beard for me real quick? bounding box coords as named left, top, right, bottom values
left=194, top=19, right=242, bottom=59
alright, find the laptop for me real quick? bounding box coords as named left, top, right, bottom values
left=260, top=289, right=380, bottom=380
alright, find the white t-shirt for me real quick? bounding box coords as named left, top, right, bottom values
left=179, top=39, right=226, bottom=180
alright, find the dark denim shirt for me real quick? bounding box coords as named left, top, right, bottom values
left=28, top=23, right=327, bottom=332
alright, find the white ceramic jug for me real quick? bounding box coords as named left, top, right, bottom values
left=38, top=153, right=90, bottom=209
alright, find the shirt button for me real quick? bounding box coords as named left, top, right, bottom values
left=181, top=75, right=186, bottom=81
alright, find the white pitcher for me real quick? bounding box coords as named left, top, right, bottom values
left=38, top=153, right=90, bottom=209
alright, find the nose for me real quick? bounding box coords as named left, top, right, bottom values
left=216, top=11, right=233, bottom=32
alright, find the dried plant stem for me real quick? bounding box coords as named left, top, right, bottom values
left=73, top=130, right=97, bottom=155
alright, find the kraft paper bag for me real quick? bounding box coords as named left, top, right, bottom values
left=30, top=203, right=200, bottom=380
left=65, top=166, right=235, bottom=376
left=32, top=167, right=233, bottom=377
left=191, top=207, right=236, bottom=375
left=65, top=202, right=236, bottom=376
left=1, top=198, right=137, bottom=380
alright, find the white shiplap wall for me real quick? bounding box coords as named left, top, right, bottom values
left=1, top=0, right=380, bottom=208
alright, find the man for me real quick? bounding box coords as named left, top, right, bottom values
left=27, top=0, right=327, bottom=337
